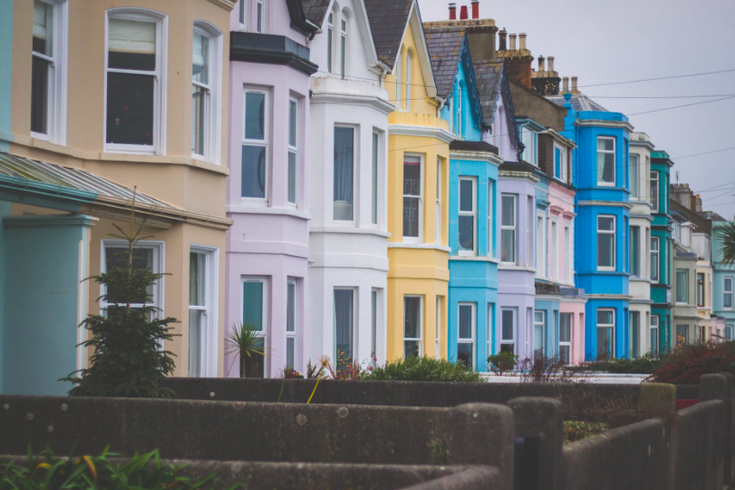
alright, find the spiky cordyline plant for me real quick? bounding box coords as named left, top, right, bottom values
left=62, top=190, right=178, bottom=398
left=225, top=322, right=265, bottom=378
left=717, top=219, right=735, bottom=267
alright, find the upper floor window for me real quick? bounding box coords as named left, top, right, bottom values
left=403, top=156, right=422, bottom=239
left=241, top=88, right=269, bottom=200
left=629, top=154, right=639, bottom=199
left=501, top=194, right=516, bottom=263
left=288, top=98, right=299, bottom=205
left=724, top=277, right=733, bottom=309
left=334, top=126, right=355, bottom=221
left=597, top=137, right=615, bottom=186
left=405, top=51, right=413, bottom=111
left=597, top=215, right=615, bottom=270
left=106, top=9, right=167, bottom=154
left=458, top=177, right=476, bottom=255
left=192, top=23, right=221, bottom=163
left=32, top=0, right=66, bottom=143
left=339, top=12, right=347, bottom=77
left=650, top=171, right=659, bottom=212
left=327, top=13, right=334, bottom=73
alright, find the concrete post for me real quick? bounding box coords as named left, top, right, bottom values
left=447, top=403, right=514, bottom=490
left=508, top=397, right=564, bottom=490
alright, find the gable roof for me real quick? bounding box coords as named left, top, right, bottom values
left=300, top=0, right=332, bottom=27
left=364, top=0, right=414, bottom=69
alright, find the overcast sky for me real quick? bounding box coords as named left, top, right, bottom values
left=418, top=0, right=735, bottom=220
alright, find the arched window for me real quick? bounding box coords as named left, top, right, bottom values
left=340, top=9, right=348, bottom=78
left=395, top=48, right=402, bottom=108
left=405, top=50, right=413, bottom=111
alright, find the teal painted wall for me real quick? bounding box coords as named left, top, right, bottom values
left=2, top=215, right=93, bottom=396
left=0, top=0, right=13, bottom=149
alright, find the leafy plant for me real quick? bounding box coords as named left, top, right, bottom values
left=225, top=323, right=265, bottom=378
left=716, top=219, right=735, bottom=266
left=62, top=196, right=178, bottom=398
left=362, top=356, right=483, bottom=382
left=652, top=340, right=735, bottom=384
left=0, top=446, right=239, bottom=489
left=487, top=351, right=518, bottom=375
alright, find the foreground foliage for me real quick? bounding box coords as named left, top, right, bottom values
left=0, top=446, right=238, bottom=489
left=362, top=356, right=483, bottom=382
left=652, top=341, right=735, bottom=384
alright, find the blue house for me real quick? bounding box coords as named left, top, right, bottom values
left=424, top=25, right=502, bottom=371
left=549, top=92, right=633, bottom=360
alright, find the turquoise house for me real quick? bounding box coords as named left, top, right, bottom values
left=650, top=151, right=674, bottom=352
left=425, top=26, right=501, bottom=371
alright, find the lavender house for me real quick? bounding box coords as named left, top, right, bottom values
left=225, top=0, right=318, bottom=377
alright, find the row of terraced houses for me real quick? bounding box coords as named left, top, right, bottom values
left=0, top=0, right=733, bottom=394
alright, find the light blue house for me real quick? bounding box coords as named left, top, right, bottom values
left=549, top=92, right=633, bottom=360
left=425, top=25, right=502, bottom=371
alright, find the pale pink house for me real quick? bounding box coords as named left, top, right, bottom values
left=225, top=0, right=319, bottom=377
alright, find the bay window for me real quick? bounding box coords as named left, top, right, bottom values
left=404, top=295, right=422, bottom=358
left=597, top=215, right=615, bottom=270
left=501, top=194, right=516, bottom=263
left=403, top=157, right=422, bottom=239
left=458, top=177, right=476, bottom=255
left=597, top=137, right=615, bottom=185
left=596, top=309, right=615, bottom=360
left=333, top=126, right=355, bottom=220
left=458, top=303, right=475, bottom=368
left=242, top=88, right=269, bottom=199
left=106, top=9, right=166, bottom=153
left=242, top=277, right=267, bottom=377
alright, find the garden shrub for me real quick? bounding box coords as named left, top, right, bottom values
left=362, top=356, right=483, bottom=382
left=0, top=446, right=238, bottom=489
left=652, top=341, right=735, bottom=384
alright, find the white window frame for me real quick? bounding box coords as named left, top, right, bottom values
left=287, top=96, right=299, bottom=206
left=405, top=50, right=412, bottom=111
left=559, top=312, right=572, bottom=365
left=403, top=155, right=423, bottom=241
left=256, top=0, right=265, bottom=33
left=242, top=276, right=269, bottom=377
left=597, top=136, right=615, bottom=186
left=192, top=22, right=222, bottom=164
left=533, top=310, right=546, bottom=357
left=722, top=276, right=733, bottom=308
left=488, top=179, right=494, bottom=258
left=31, top=0, right=68, bottom=145
left=650, top=171, right=659, bottom=212
left=597, top=308, right=615, bottom=360
left=435, top=159, right=442, bottom=244
left=650, top=315, right=659, bottom=357
left=675, top=269, right=688, bottom=305
left=458, top=176, right=477, bottom=256
left=500, top=308, right=516, bottom=354
left=286, top=280, right=297, bottom=370
left=188, top=245, right=219, bottom=377
left=457, top=303, right=476, bottom=368
left=104, top=8, right=168, bottom=155
left=501, top=194, right=517, bottom=264
left=404, top=295, right=423, bottom=358
left=597, top=215, right=616, bottom=271
left=536, top=211, right=546, bottom=277
left=241, top=87, right=270, bottom=203
left=550, top=218, right=559, bottom=280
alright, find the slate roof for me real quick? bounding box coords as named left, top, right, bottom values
left=472, top=60, right=503, bottom=122
left=423, top=26, right=464, bottom=100
left=300, top=0, right=331, bottom=27
left=364, top=0, right=414, bottom=68
left=546, top=93, right=609, bottom=112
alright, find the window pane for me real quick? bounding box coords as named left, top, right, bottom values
left=106, top=72, right=154, bottom=145
left=288, top=152, right=297, bottom=204
left=501, top=196, right=515, bottom=226
left=457, top=343, right=473, bottom=368
left=245, top=92, right=265, bottom=140
left=459, top=215, right=474, bottom=251
left=288, top=100, right=297, bottom=147
left=242, top=281, right=263, bottom=331
left=501, top=310, right=513, bottom=340
left=31, top=57, right=50, bottom=134
left=108, top=19, right=156, bottom=71
left=105, top=247, right=153, bottom=304
left=192, top=85, right=206, bottom=155
left=33, top=1, right=53, bottom=55
left=459, top=305, right=472, bottom=339
left=192, top=32, right=209, bottom=84
left=459, top=180, right=473, bottom=212
left=334, top=289, right=354, bottom=368
left=189, top=252, right=206, bottom=306
left=404, top=297, right=420, bottom=339
left=334, top=127, right=354, bottom=220
left=241, top=145, right=266, bottom=198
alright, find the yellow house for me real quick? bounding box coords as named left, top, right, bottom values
left=366, top=1, right=452, bottom=361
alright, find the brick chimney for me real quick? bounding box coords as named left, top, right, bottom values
left=448, top=2, right=456, bottom=20
left=531, top=54, right=561, bottom=96
left=497, top=32, right=534, bottom=89
left=471, top=0, right=479, bottom=19
left=460, top=5, right=468, bottom=19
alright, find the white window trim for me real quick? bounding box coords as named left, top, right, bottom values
left=242, top=86, right=270, bottom=204
left=104, top=8, right=168, bottom=155
left=536, top=211, right=546, bottom=278
left=597, top=308, right=615, bottom=359
left=287, top=96, right=300, bottom=207
left=458, top=176, right=477, bottom=256
left=189, top=244, right=219, bottom=377
left=675, top=269, right=689, bottom=305
left=724, top=277, right=734, bottom=310
left=597, top=136, right=616, bottom=187
left=404, top=295, right=423, bottom=358
left=500, top=308, right=516, bottom=353
left=534, top=310, right=546, bottom=356
left=192, top=22, right=222, bottom=164
left=286, top=279, right=298, bottom=369
left=597, top=215, right=616, bottom=271
left=403, top=154, right=423, bottom=242
left=501, top=194, right=517, bottom=264
left=31, top=0, right=68, bottom=145
left=333, top=124, right=357, bottom=223
left=242, top=276, right=269, bottom=376
left=458, top=303, right=476, bottom=368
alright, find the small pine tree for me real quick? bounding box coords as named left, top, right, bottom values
left=63, top=196, right=178, bottom=398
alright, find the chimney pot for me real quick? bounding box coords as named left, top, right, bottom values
left=571, top=76, right=578, bottom=94
left=471, top=0, right=479, bottom=19
left=460, top=5, right=468, bottom=19
left=538, top=55, right=545, bottom=73
left=562, top=77, right=569, bottom=93
left=509, top=33, right=517, bottom=51
left=548, top=56, right=555, bottom=73
left=519, top=33, right=527, bottom=50
left=448, top=3, right=456, bottom=20
left=498, top=29, right=507, bottom=50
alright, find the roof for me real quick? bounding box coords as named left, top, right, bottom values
left=423, top=26, right=464, bottom=99
left=546, top=93, right=609, bottom=112
left=472, top=60, right=503, bottom=122
left=300, top=0, right=331, bottom=27
left=364, top=0, right=414, bottom=68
